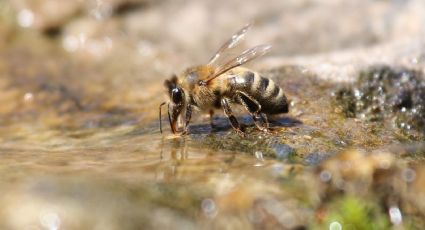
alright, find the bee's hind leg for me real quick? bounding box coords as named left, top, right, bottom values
left=253, top=113, right=270, bottom=131
left=252, top=114, right=270, bottom=133
left=221, top=98, right=245, bottom=135
left=236, top=91, right=269, bottom=132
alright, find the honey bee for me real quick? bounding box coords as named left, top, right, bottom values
left=159, top=23, right=289, bottom=135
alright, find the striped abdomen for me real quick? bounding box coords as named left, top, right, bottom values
left=227, top=69, right=288, bottom=114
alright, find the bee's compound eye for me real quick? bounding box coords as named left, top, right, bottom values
left=171, top=88, right=183, bottom=104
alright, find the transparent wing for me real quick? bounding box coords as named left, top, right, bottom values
left=207, top=23, right=252, bottom=67
left=204, top=44, right=272, bottom=83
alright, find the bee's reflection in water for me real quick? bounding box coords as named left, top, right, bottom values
left=155, top=136, right=237, bottom=182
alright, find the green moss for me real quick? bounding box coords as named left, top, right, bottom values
left=312, top=196, right=390, bottom=230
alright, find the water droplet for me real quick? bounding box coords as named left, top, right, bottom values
left=335, top=140, right=346, bottom=146
left=329, top=221, right=342, bottom=230
left=254, top=151, right=264, bottom=160
left=17, top=9, right=34, bottom=28
left=354, top=89, right=362, bottom=98
left=39, top=211, right=60, bottom=230
left=201, top=198, right=217, bottom=218
left=402, top=168, right=416, bottom=183
left=62, top=35, right=79, bottom=52
left=373, top=73, right=380, bottom=79
left=389, top=206, right=402, bottom=225
left=270, top=143, right=294, bottom=160
left=254, top=151, right=264, bottom=167
left=401, top=72, right=410, bottom=83
left=319, top=170, right=332, bottom=182
left=23, top=92, right=34, bottom=102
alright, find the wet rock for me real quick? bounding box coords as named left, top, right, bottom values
left=335, top=65, right=425, bottom=139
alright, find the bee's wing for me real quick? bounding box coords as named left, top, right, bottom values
left=204, top=44, right=271, bottom=83
left=207, top=23, right=252, bottom=67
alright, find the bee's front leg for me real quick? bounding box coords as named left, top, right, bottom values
left=220, top=98, right=245, bottom=135
left=182, top=105, right=193, bottom=135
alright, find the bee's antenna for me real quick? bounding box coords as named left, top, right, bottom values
left=159, top=102, right=166, bottom=133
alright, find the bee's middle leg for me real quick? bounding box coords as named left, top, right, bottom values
left=221, top=98, right=244, bottom=135
left=236, top=91, right=269, bottom=132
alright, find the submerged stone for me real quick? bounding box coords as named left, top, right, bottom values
left=270, top=142, right=295, bottom=160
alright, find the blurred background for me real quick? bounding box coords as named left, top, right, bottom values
left=2, top=0, right=425, bottom=114
left=1, top=0, right=425, bottom=123
left=0, top=0, right=425, bottom=229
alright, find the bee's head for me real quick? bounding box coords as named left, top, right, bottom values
left=164, top=75, right=186, bottom=133
left=165, top=75, right=184, bottom=104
